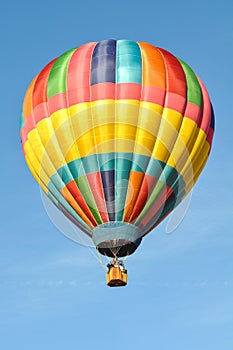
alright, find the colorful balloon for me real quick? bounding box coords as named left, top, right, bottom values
left=20, top=40, right=214, bottom=286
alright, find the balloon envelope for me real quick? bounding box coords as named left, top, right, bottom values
left=20, top=40, right=214, bottom=257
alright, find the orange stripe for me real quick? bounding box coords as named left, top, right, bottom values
left=138, top=42, right=166, bottom=90
left=129, top=175, right=157, bottom=222
left=60, top=186, right=96, bottom=228
left=23, top=75, right=39, bottom=119
left=123, top=171, right=144, bottom=221
left=123, top=171, right=157, bottom=222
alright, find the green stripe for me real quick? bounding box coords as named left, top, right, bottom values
left=115, top=156, right=133, bottom=220
left=142, top=188, right=185, bottom=235
left=48, top=170, right=102, bottom=225
left=178, top=59, right=202, bottom=107
left=75, top=176, right=102, bottom=224
left=134, top=168, right=186, bottom=225
left=47, top=48, right=76, bottom=99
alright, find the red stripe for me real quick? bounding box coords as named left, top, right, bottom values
left=66, top=180, right=97, bottom=226
left=34, top=102, right=49, bottom=123
left=67, top=42, right=96, bottom=105
left=116, top=83, right=142, bottom=100
left=139, top=186, right=173, bottom=227
left=47, top=92, right=67, bottom=114
left=31, top=81, right=192, bottom=119
left=141, top=86, right=165, bottom=105
left=33, top=59, right=57, bottom=107
left=33, top=84, right=166, bottom=116
left=21, top=115, right=34, bottom=144
left=206, top=127, right=214, bottom=148
left=39, top=84, right=190, bottom=113
left=165, top=92, right=186, bottom=114
left=30, top=59, right=56, bottom=137
left=129, top=191, right=149, bottom=222
left=86, top=172, right=109, bottom=222
left=91, top=82, right=115, bottom=100
left=68, top=87, right=91, bottom=105
left=157, top=48, right=187, bottom=96
left=129, top=174, right=157, bottom=222
left=142, top=208, right=172, bottom=236
left=157, top=48, right=187, bottom=114
left=184, top=102, right=202, bottom=126
left=22, top=80, right=199, bottom=145
left=198, top=77, right=211, bottom=135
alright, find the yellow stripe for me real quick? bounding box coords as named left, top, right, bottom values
left=25, top=101, right=195, bottom=169
left=24, top=140, right=95, bottom=229
left=25, top=128, right=64, bottom=179
left=27, top=100, right=166, bottom=163
left=152, top=109, right=183, bottom=162
left=25, top=100, right=209, bottom=188
left=181, top=137, right=210, bottom=193
left=167, top=117, right=198, bottom=172
left=24, top=146, right=50, bottom=191
left=181, top=129, right=208, bottom=182
left=184, top=146, right=209, bottom=194
left=46, top=100, right=163, bottom=132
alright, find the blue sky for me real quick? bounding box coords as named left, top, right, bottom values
left=1, top=0, right=233, bottom=349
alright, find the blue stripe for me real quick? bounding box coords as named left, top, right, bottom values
left=51, top=153, right=186, bottom=194
left=116, top=40, right=142, bottom=84
left=20, top=112, right=25, bottom=130
left=210, top=104, right=215, bottom=130
left=101, top=170, right=115, bottom=221
left=91, top=40, right=116, bottom=85
left=48, top=151, right=187, bottom=228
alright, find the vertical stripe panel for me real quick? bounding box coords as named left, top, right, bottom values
left=91, top=40, right=116, bottom=85
left=116, top=40, right=142, bottom=84
left=115, top=40, right=142, bottom=220
left=47, top=48, right=76, bottom=99
left=67, top=43, right=97, bottom=104
left=90, top=40, right=117, bottom=221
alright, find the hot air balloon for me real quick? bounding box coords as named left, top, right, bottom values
left=20, top=40, right=214, bottom=287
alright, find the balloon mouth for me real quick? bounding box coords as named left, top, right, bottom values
left=92, top=222, right=142, bottom=258
left=97, top=238, right=142, bottom=258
